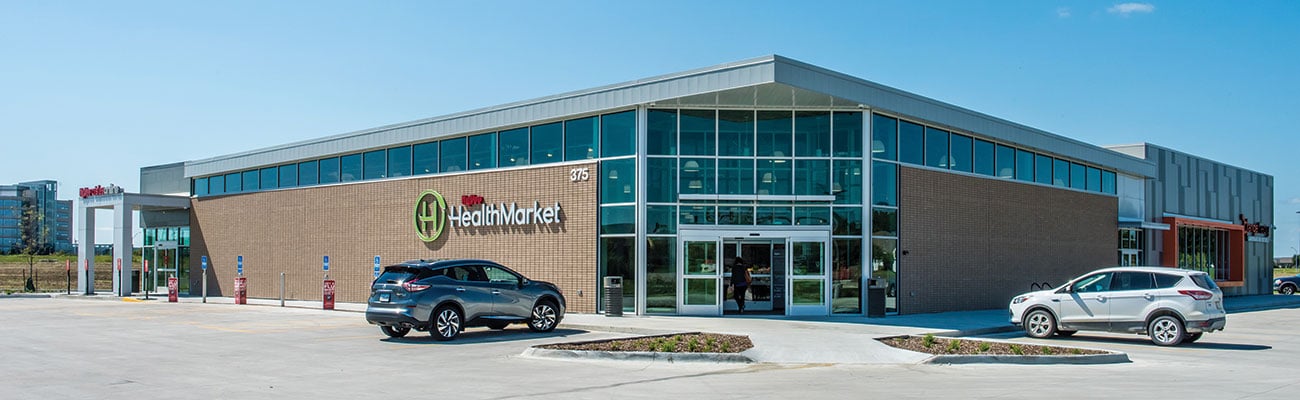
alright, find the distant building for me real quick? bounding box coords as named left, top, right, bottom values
left=1276, top=257, right=1296, bottom=269
left=0, top=180, right=73, bottom=254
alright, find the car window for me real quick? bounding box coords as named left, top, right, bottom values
left=464, top=266, right=490, bottom=282
left=1072, top=273, right=1112, bottom=293
left=484, top=266, right=521, bottom=285
left=1153, top=273, right=1183, bottom=288
left=376, top=270, right=414, bottom=284
left=447, top=266, right=474, bottom=282
left=1190, top=274, right=1219, bottom=291
left=1110, top=272, right=1155, bottom=291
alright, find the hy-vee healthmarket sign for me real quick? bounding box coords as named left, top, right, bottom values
left=414, top=190, right=562, bottom=242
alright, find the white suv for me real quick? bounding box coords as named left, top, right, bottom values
left=1009, top=267, right=1227, bottom=346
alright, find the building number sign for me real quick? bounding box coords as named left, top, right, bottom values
left=569, top=167, right=590, bottom=182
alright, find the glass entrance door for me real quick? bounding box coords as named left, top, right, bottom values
left=678, top=236, right=721, bottom=315
left=723, top=240, right=780, bottom=314
left=787, top=235, right=830, bottom=316
left=152, top=246, right=179, bottom=293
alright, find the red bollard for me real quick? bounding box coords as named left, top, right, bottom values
left=234, top=277, right=247, bottom=304
left=167, top=276, right=178, bottom=302
left=323, top=279, right=336, bottom=310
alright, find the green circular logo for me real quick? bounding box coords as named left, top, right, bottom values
left=414, top=190, right=448, bottom=242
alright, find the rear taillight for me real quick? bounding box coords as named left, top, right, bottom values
left=1179, top=290, right=1213, bottom=300
left=402, top=280, right=430, bottom=292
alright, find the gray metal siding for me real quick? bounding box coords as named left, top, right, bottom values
left=140, top=163, right=188, bottom=195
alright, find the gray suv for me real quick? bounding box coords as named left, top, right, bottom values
left=365, top=259, right=565, bottom=341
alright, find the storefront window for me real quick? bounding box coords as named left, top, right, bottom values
left=387, top=146, right=411, bottom=177
left=679, top=205, right=715, bottom=225
left=645, top=237, right=677, bottom=313
left=340, top=154, right=362, bottom=182
left=319, top=157, right=340, bottom=183
left=718, top=110, right=754, bottom=157
left=756, top=206, right=792, bottom=225
left=795, top=110, right=831, bottom=157
left=718, top=206, right=754, bottom=225
left=531, top=122, right=563, bottom=164
left=833, top=207, right=862, bottom=236
left=601, top=158, right=636, bottom=204
left=679, top=109, right=716, bottom=156
left=899, top=120, right=924, bottom=165
left=973, top=139, right=994, bottom=176
left=601, top=110, right=636, bottom=157
left=647, top=158, right=677, bottom=203
left=833, top=160, right=862, bottom=205
left=795, top=206, right=830, bottom=225
left=832, top=238, right=863, bottom=314
left=717, top=159, right=755, bottom=195
left=600, top=237, right=636, bottom=313
left=756, top=110, right=792, bottom=157
left=795, top=159, right=830, bottom=196
left=440, top=137, right=467, bottom=172
left=279, top=164, right=298, bottom=187
left=646, top=205, right=677, bottom=234
left=362, top=150, right=385, bottom=180
left=647, top=109, right=677, bottom=155
left=756, top=159, right=791, bottom=196
left=924, top=127, right=949, bottom=169
left=871, top=238, right=899, bottom=314
left=565, top=116, right=598, bottom=161
left=679, top=158, right=715, bottom=195
left=872, top=161, right=897, bottom=207
left=871, top=114, right=897, bottom=161
left=468, top=132, right=496, bottom=170
left=600, top=206, right=635, bottom=234
left=872, top=208, right=898, bottom=237
left=832, top=111, right=863, bottom=158
left=299, top=160, right=318, bottom=185
left=412, top=142, right=438, bottom=175
left=498, top=127, right=529, bottom=167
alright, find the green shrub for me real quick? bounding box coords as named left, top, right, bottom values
left=687, top=338, right=700, bottom=352
left=977, top=342, right=991, bottom=353
left=721, top=342, right=732, bottom=353
left=946, top=340, right=961, bottom=353
left=1041, top=346, right=1056, bottom=355
left=921, top=334, right=936, bottom=348
left=1070, top=348, right=1083, bottom=355
left=1010, top=344, right=1023, bottom=355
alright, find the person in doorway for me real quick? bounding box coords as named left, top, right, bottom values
left=732, top=257, right=751, bottom=313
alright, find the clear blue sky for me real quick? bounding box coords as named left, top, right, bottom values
left=2, top=1, right=1297, bottom=255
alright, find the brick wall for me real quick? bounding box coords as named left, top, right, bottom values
left=899, top=166, right=1116, bottom=314
left=189, top=162, right=601, bottom=313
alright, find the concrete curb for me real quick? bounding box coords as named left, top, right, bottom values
left=925, top=352, right=1130, bottom=365
left=521, top=347, right=754, bottom=363
left=924, top=324, right=1021, bottom=338
left=0, top=293, right=54, bottom=299
left=557, top=323, right=678, bottom=336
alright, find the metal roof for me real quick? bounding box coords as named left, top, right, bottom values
left=182, top=55, right=1156, bottom=178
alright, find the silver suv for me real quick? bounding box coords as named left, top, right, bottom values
left=365, top=259, right=565, bottom=341
left=1009, top=266, right=1226, bottom=346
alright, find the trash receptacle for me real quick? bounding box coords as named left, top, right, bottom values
left=603, top=276, right=623, bottom=317
left=867, top=278, right=887, bottom=318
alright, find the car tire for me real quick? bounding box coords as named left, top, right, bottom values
left=528, top=300, right=560, bottom=333
left=380, top=325, right=410, bottom=338
left=487, top=321, right=510, bottom=330
left=1023, top=309, right=1057, bottom=339
left=1184, top=332, right=1203, bottom=343
left=431, top=306, right=462, bottom=341
left=1056, top=330, right=1077, bottom=337
left=1282, top=285, right=1296, bottom=295
left=1149, top=315, right=1186, bottom=346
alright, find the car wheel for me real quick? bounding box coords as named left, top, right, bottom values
left=1023, top=309, right=1057, bottom=339
left=380, top=325, right=410, bottom=338
left=431, top=306, right=462, bottom=341
left=1149, top=315, right=1186, bottom=346
left=1184, top=332, right=1203, bottom=343
left=487, top=321, right=509, bottom=330
left=528, top=300, right=559, bottom=333
left=1056, top=330, right=1077, bottom=337
left=1282, top=285, right=1296, bottom=295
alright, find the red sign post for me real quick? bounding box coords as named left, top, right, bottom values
left=323, top=279, right=336, bottom=310
left=167, top=276, right=178, bottom=302
left=234, top=277, right=247, bottom=304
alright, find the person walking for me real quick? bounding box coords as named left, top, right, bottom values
left=732, top=257, right=751, bottom=313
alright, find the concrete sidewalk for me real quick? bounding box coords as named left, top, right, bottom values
left=37, top=292, right=1300, bottom=364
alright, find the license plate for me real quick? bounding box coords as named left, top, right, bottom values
left=379, top=293, right=390, bottom=302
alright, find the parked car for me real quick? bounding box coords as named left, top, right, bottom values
left=365, top=259, right=565, bottom=341
left=1274, top=275, right=1300, bottom=295
left=1009, top=266, right=1226, bottom=346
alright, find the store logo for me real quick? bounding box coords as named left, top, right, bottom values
left=1239, top=214, right=1271, bottom=237
left=414, top=190, right=448, bottom=242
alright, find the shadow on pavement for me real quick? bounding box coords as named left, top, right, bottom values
left=1053, top=334, right=1271, bottom=351
left=379, top=328, right=591, bottom=345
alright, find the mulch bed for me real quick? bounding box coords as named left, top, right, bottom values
left=880, top=335, right=1107, bottom=356
left=537, top=333, right=753, bottom=353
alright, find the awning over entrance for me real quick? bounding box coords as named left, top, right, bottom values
left=76, top=193, right=190, bottom=296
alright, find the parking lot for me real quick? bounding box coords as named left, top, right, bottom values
left=2, top=297, right=1299, bottom=399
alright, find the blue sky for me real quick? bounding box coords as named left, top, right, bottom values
left=2, top=1, right=1297, bottom=255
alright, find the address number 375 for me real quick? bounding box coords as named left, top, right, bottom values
left=569, top=167, right=590, bottom=182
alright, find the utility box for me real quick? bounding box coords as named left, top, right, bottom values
left=867, top=278, right=887, bottom=318
left=603, top=276, right=623, bottom=317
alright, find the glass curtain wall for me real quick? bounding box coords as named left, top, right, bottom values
left=870, top=113, right=901, bottom=313
left=1177, top=225, right=1230, bottom=281
left=598, top=111, right=637, bottom=313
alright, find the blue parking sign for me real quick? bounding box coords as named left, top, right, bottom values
left=373, top=256, right=381, bottom=278
left=201, top=256, right=208, bottom=270
left=237, top=255, right=243, bottom=275
left=323, top=255, right=330, bottom=272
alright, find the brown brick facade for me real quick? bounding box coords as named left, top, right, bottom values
left=898, top=166, right=1116, bottom=314
left=189, top=162, right=600, bottom=313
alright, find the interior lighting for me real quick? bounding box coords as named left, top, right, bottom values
left=683, top=160, right=700, bottom=173
left=688, top=179, right=703, bottom=189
